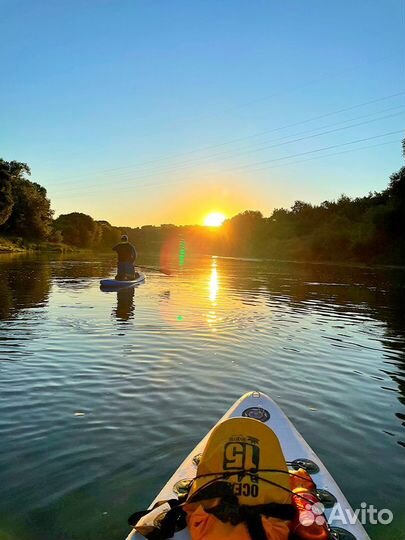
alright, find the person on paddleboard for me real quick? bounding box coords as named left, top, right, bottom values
left=113, top=234, right=137, bottom=280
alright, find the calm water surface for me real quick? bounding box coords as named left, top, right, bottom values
left=0, top=253, right=404, bottom=540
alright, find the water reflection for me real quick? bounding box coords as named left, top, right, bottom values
left=0, top=254, right=52, bottom=320
left=207, top=260, right=220, bottom=329
left=52, top=256, right=114, bottom=291
left=113, top=288, right=135, bottom=321
left=208, top=260, right=219, bottom=303
left=0, top=253, right=404, bottom=540
left=0, top=280, right=13, bottom=319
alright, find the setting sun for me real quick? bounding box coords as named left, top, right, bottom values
left=204, top=212, right=226, bottom=227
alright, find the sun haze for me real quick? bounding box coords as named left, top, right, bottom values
left=204, top=212, right=226, bottom=227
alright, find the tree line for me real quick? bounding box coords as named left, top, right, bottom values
left=0, top=160, right=53, bottom=239
left=0, top=138, right=403, bottom=263
left=0, top=159, right=121, bottom=248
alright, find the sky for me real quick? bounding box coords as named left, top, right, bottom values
left=1, top=0, right=404, bottom=227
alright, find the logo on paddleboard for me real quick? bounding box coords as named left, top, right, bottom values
left=242, top=407, right=270, bottom=422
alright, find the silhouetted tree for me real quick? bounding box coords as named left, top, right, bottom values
left=0, top=159, right=53, bottom=238
left=0, top=161, right=14, bottom=226
left=97, top=220, right=121, bottom=247
left=54, top=212, right=101, bottom=247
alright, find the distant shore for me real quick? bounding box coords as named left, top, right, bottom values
left=0, top=235, right=78, bottom=254
left=214, top=255, right=405, bottom=270
left=1, top=242, right=403, bottom=271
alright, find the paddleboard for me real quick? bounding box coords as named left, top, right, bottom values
left=100, top=272, right=145, bottom=289
left=126, top=391, right=371, bottom=540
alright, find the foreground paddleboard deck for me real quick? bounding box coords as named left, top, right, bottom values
left=100, top=272, right=145, bottom=289
left=126, top=391, right=371, bottom=540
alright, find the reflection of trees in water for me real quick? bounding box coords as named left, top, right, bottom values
left=0, top=280, right=13, bottom=319
left=113, top=288, right=135, bottom=321
left=0, top=255, right=52, bottom=320
left=52, top=256, right=115, bottom=291
left=218, top=259, right=404, bottom=330
left=0, top=255, right=52, bottom=361
left=0, top=253, right=115, bottom=319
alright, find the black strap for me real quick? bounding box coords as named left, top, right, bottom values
left=128, top=509, right=149, bottom=527
left=245, top=513, right=268, bottom=540
left=187, top=480, right=235, bottom=503
left=256, top=502, right=296, bottom=521
left=158, top=506, right=186, bottom=539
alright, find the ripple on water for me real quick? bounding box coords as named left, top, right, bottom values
left=0, top=255, right=404, bottom=540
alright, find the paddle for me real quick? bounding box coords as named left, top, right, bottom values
left=136, top=264, right=172, bottom=276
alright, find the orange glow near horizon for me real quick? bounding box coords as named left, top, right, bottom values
left=71, top=172, right=263, bottom=227
left=203, top=212, right=226, bottom=227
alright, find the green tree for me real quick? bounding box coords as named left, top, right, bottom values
left=97, top=220, right=121, bottom=248
left=0, top=159, right=53, bottom=239
left=0, top=165, right=14, bottom=225
left=221, top=211, right=264, bottom=255
left=54, top=212, right=101, bottom=247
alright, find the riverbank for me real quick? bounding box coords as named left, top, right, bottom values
left=0, top=235, right=77, bottom=253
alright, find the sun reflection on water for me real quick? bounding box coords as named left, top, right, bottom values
left=209, top=261, right=219, bottom=304
left=157, top=257, right=227, bottom=330
left=207, top=259, right=220, bottom=330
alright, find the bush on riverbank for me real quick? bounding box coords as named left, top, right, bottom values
left=0, top=235, right=24, bottom=253
left=0, top=235, right=78, bottom=253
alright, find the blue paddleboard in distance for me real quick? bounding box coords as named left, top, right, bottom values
left=100, top=272, right=145, bottom=289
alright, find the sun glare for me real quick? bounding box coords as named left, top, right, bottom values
left=204, top=212, right=226, bottom=227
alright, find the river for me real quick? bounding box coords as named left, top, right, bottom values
left=0, top=253, right=404, bottom=540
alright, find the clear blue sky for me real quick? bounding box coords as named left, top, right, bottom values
left=1, top=0, right=404, bottom=226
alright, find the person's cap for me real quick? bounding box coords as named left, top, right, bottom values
left=121, top=234, right=128, bottom=242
